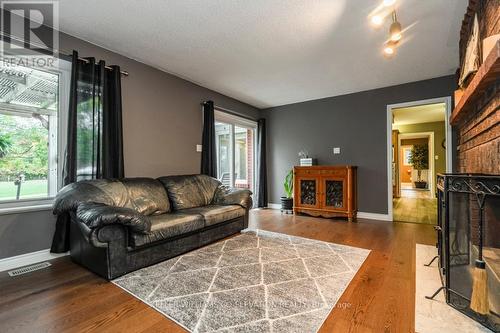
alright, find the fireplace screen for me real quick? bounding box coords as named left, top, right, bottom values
left=437, top=174, right=500, bottom=331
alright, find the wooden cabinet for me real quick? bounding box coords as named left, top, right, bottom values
left=293, top=165, right=357, bottom=221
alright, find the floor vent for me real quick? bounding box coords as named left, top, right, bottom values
left=8, top=262, right=51, bottom=277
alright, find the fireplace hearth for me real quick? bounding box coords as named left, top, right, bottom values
left=435, top=173, right=500, bottom=331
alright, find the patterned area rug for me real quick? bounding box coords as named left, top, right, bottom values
left=113, top=229, right=370, bottom=333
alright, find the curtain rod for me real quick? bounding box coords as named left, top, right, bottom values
left=0, top=31, right=129, bottom=76
left=70, top=54, right=129, bottom=76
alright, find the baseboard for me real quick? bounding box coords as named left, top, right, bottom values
left=267, top=203, right=281, bottom=210
left=267, top=203, right=391, bottom=221
left=357, top=212, right=391, bottom=221
left=0, top=249, right=68, bottom=272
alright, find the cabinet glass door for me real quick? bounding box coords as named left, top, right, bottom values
left=323, top=178, right=345, bottom=210
left=299, top=178, right=317, bottom=207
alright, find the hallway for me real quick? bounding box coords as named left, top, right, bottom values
left=393, top=187, right=437, bottom=224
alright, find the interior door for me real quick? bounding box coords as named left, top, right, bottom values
left=320, top=177, right=346, bottom=211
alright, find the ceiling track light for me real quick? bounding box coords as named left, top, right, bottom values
left=368, top=1, right=403, bottom=57
left=389, top=11, right=402, bottom=42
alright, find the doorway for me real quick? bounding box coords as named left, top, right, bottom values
left=214, top=109, right=257, bottom=193
left=387, top=97, right=452, bottom=224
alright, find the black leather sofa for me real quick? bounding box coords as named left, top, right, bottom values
left=53, top=174, right=252, bottom=280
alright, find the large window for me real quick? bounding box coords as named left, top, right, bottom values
left=0, top=59, right=70, bottom=209
left=214, top=111, right=256, bottom=193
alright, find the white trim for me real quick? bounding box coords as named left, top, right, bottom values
left=397, top=131, right=435, bottom=198
left=386, top=96, right=452, bottom=222
left=0, top=199, right=53, bottom=215
left=0, top=249, right=68, bottom=272
left=0, top=58, right=71, bottom=209
left=214, top=110, right=257, bottom=194
left=268, top=203, right=281, bottom=209
left=356, top=212, right=391, bottom=221
left=214, top=109, right=257, bottom=128
left=267, top=203, right=391, bottom=221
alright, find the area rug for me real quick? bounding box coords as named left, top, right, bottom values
left=415, top=244, right=492, bottom=333
left=113, top=229, right=370, bottom=333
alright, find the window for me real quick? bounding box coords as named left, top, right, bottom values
left=403, top=147, right=412, bottom=166
left=0, top=58, right=70, bottom=210
left=214, top=110, right=256, bottom=193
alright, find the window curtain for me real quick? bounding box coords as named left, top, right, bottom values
left=201, top=100, right=217, bottom=178
left=50, top=50, right=124, bottom=253
left=256, top=118, right=268, bottom=207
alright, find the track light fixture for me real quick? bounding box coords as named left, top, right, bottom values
left=368, top=1, right=404, bottom=57
left=389, top=11, right=402, bottom=42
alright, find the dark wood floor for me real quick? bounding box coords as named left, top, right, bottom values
left=0, top=209, right=436, bottom=333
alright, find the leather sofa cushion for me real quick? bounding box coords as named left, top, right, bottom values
left=77, top=202, right=151, bottom=233
left=130, top=212, right=204, bottom=247
left=53, top=179, right=122, bottom=215
left=158, top=175, right=221, bottom=210
left=54, top=178, right=170, bottom=216
left=182, top=205, right=245, bottom=227
left=122, top=178, right=170, bottom=215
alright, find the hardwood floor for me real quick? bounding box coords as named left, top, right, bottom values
left=0, top=210, right=436, bottom=333
left=393, top=195, right=437, bottom=225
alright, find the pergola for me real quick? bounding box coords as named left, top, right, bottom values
left=0, top=64, right=58, bottom=118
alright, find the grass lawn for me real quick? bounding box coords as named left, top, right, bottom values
left=0, top=179, right=48, bottom=201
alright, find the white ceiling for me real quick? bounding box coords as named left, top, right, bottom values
left=58, top=0, right=467, bottom=109
left=393, top=103, right=446, bottom=125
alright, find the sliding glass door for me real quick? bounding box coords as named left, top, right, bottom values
left=215, top=111, right=256, bottom=193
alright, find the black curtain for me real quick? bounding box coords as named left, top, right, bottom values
left=201, top=101, right=217, bottom=178
left=256, top=118, right=267, bottom=207
left=51, top=50, right=124, bottom=253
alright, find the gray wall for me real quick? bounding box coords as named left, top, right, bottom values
left=0, top=32, right=260, bottom=260
left=262, top=75, right=456, bottom=214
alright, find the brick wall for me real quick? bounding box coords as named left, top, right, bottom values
left=456, top=85, right=500, bottom=174
left=456, top=0, right=500, bottom=174
left=456, top=0, right=500, bottom=249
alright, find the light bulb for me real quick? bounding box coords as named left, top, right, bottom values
left=383, top=0, right=396, bottom=7
left=384, top=40, right=398, bottom=56
left=371, top=15, right=384, bottom=26
left=384, top=46, right=395, bottom=55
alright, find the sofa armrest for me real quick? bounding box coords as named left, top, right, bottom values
left=76, top=202, right=151, bottom=234
left=213, top=187, right=253, bottom=210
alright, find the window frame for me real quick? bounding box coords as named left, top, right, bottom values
left=214, top=109, right=257, bottom=193
left=0, top=58, right=71, bottom=214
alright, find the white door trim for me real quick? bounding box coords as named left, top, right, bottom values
left=386, top=96, right=452, bottom=222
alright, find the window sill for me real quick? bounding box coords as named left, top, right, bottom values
left=0, top=200, right=54, bottom=216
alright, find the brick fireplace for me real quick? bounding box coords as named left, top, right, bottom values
left=439, top=1, right=500, bottom=331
